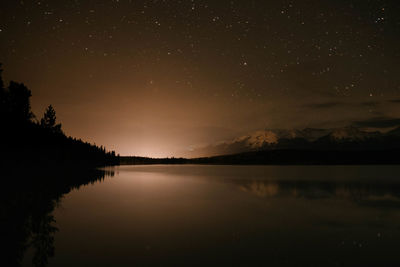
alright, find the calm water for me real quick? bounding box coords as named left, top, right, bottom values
left=21, top=165, right=400, bottom=266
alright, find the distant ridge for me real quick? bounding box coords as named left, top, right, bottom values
left=119, top=125, right=400, bottom=165
left=187, top=126, right=400, bottom=157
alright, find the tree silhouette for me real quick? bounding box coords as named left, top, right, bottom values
left=0, top=64, right=34, bottom=123
left=0, top=64, right=118, bottom=167
left=8, top=81, right=34, bottom=122
left=0, top=76, right=34, bottom=124
left=0, top=64, right=6, bottom=120
left=0, top=63, right=4, bottom=90
left=40, top=105, right=62, bottom=134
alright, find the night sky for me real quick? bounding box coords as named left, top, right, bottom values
left=1, top=0, right=400, bottom=157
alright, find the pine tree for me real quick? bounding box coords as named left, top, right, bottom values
left=40, top=105, right=62, bottom=133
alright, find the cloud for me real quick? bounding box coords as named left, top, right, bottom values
left=303, top=101, right=344, bottom=109
left=304, top=100, right=380, bottom=110
left=359, top=101, right=379, bottom=107
left=352, top=117, right=400, bottom=128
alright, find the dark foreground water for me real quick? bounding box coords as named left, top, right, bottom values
left=16, top=165, right=400, bottom=266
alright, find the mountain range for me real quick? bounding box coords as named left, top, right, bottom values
left=188, top=126, right=400, bottom=157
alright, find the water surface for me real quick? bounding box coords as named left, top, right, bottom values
left=21, top=165, right=400, bottom=266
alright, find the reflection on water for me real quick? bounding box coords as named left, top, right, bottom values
left=238, top=180, right=400, bottom=208
left=0, top=168, right=113, bottom=267
left=2, top=165, right=400, bottom=266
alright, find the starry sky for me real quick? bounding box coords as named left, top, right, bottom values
left=1, top=0, right=400, bottom=157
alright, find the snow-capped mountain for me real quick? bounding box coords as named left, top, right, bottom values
left=233, top=130, right=279, bottom=148
left=294, top=128, right=331, bottom=141
left=188, top=126, right=389, bottom=157
left=327, top=127, right=380, bottom=141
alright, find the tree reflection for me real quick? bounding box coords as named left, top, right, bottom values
left=0, top=168, right=114, bottom=267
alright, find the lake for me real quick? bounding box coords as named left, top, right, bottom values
left=19, top=165, right=400, bottom=266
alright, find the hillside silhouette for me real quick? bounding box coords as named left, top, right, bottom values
left=0, top=64, right=118, bottom=167
left=0, top=64, right=117, bottom=266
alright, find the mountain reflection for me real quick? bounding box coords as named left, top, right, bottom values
left=237, top=179, right=400, bottom=208
left=0, top=168, right=114, bottom=267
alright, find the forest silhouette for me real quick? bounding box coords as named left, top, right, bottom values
left=0, top=64, right=118, bottom=167
left=0, top=64, right=118, bottom=266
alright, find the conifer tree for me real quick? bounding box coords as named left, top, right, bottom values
left=41, top=105, right=62, bottom=133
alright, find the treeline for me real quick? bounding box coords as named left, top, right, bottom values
left=0, top=64, right=118, bottom=167
left=120, top=156, right=188, bottom=165
left=121, top=149, right=400, bottom=166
